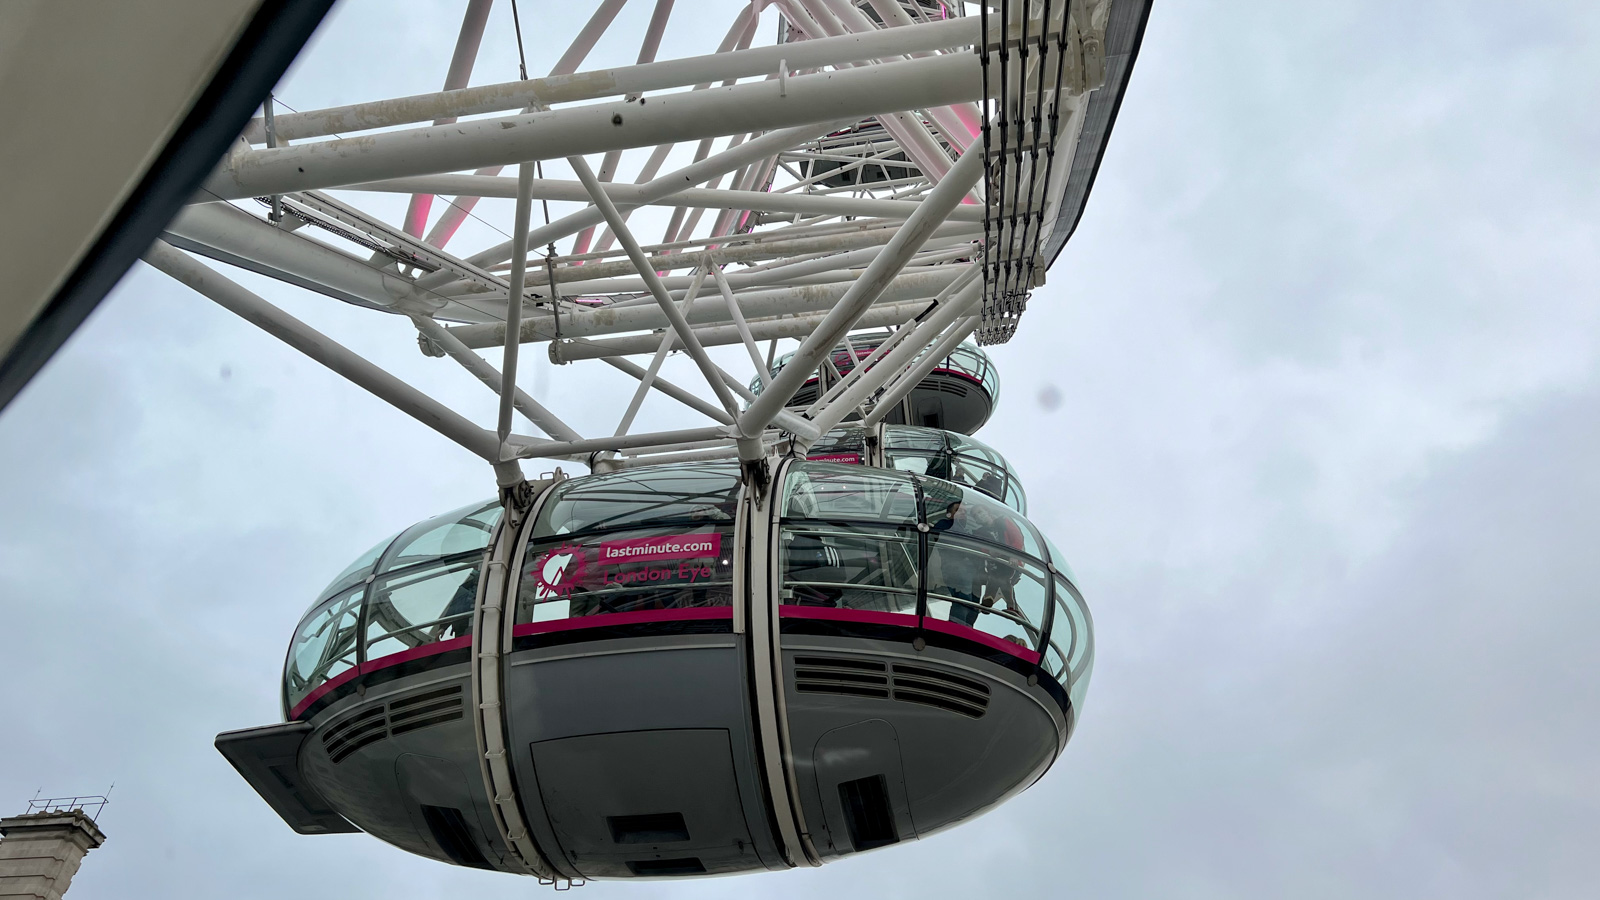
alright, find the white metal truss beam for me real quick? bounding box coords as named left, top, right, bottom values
left=446, top=268, right=967, bottom=349
left=238, top=16, right=981, bottom=144
left=342, top=174, right=985, bottom=223
left=138, top=0, right=1143, bottom=486
left=202, top=53, right=988, bottom=201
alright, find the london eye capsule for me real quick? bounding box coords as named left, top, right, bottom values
left=752, top=334, right=1001, bottom=435
left=184, top=0, right=1149, bottom=883
left=216, top=459, right=1092, bottom=880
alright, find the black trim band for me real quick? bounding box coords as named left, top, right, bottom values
left=511, top=618, right=735, bottom=653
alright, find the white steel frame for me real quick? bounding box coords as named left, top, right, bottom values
left=145, top=0, right=1114, bottom=486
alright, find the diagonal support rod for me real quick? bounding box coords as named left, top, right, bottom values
left=569, top=154, right=744, bottom=418
left=498, top=162, right=536, bottom=448
left=412, top=315, right=581, bottom=442
left=141, top=241, right=520, bottom=482
left=734, top=143, right=986, bottom=446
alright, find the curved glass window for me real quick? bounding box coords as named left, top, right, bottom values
left=919, top=478, right=1043, bottom=559
left=884, top=426, right=1027, bottom=514
left=318, top=531, right=400, bottom=599
left=516, top=465, right=742, bottom=626
left=286, top=498, right=501, bottom=714
left=806, top=426, right=869, bottom=465
left=534, top=464, right=740, bottom=535
left=783, top=463, right=917, bottom=525
left=940, top=343, right=1001, bottom=406
left=778, top=462, right=1064, bottom=662
left=364, top=556, right=480, bottom=660
left=378, top=500, right=500, bottom=573
left=1042, top=574, right=1095, bottom=720
left=781, top=524, right=919, bottom=613
left=285, top=587, right=363, bottom=713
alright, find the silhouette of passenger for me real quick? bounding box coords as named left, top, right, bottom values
left=931, top=500, right=982, bottom=626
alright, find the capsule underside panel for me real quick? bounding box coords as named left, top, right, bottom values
left=501, top=635, right=785, bottom=878
left=777, top=636, right=1064, bottom=857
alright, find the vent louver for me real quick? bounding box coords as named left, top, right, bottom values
left=322, top=707, right=386, bottom=763
left=890, top=663, right=989, bottom=718
left=793, top=657, right=990, bottom=718
left=389, top=685, right=465, bottom=736
left=795, top=656, right=890, bottom=699
left=320, top=684, right=466, bottom=763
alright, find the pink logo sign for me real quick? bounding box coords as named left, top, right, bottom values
left=807, top=452, right=862, bottom=465
left=597, top=532, right=723, bottom=565
left=530, top=543, right=585, bottom=598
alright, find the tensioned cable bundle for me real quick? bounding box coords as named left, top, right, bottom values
left=978, top=0, right=1099, bottom=346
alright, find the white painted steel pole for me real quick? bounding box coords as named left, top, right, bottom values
left=411, top=315, right=581, bottom=442
left=734, top=144, right=985, bottom=442
left=343, top=175, right=984, bottom=222
left=569, top=154, right=744, bottom=416
left=203, top=54, right=986, bottom=201
left=449, top=268, right=965, bottom=349
left=711, top=263, right=770, bottom=390
left=417, top=121, right=847, bottom=291
left=808, top=276, right=982, bottom=434
left=402, top=0, right=494, bottom=236
left=239, top=16, right=980, bottom=143
left=551, top=300, right=929, bottom=361
left=610, top=268, right=715, bottom=435
left=601, top=355, right=736, bottom=427
left=497, top=163, right=536, bottom=448
left=142, top=241, right=509, bottom=471
left=863, top=315, right=983, bottom=427
left=806, top=264, right=980, bottom=412
left=507, top=425, right=733, bottom=461
left=164, top=202, right=438, bottom=315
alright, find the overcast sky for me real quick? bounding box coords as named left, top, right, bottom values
left=4, top=1, right=1600, bottom=898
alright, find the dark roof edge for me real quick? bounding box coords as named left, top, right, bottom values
left=0, top=0, right=337, bottom=414
left=1041, top=0, right=1155, bottom=266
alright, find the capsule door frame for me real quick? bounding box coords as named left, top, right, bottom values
left=468, top=475, right=575, bottom=882
left=743, top=455, right=822, bottom=867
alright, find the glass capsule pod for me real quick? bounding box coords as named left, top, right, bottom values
left=218, top=462, right=1092, bottom=881
left=750, top=333, right=1001, bottom=435
left=807, top=424, right=1029, bottom=514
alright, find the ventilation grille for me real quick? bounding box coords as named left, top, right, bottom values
left=794, top=657, right=990, bottom=718
left=795, top=656, right=890, bottom=699
left=389, top=686, right=465, bottom=736
left=322, top=707, right=386, bottom=764
left=932, top=378, right=971, bottom=398
left=890, top=663, right=989, bottom=718
left=321, top=684, right=466, bottom=763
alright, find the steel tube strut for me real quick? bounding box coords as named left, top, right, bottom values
left=864, top=315, right=984, bottom=427
left=411, top=315, right=581, bottom=442
left=601, top=355, right=736, bottom=427
left=809, top=276, right=983, bottom=435
left=550, top=300, right=931, bottom=361
left=497, top=163, right=537, bottom=448
left=142, top=241, right=507, bottom=469
left=569, top=154, right=744, bottom=417
left=417, top=121, right=846, bottom=291
left=734, top=144, right=986, bottom=442
left=239, top=17, right=980, bottom=143
left=343, top=175, right=985, bottom=222
left=507, top=425, right=733, bottom=461
left=164, top=202, right=438, bottom=316
left=202, top=54, right=987, bottom=201
left=448, top=268, right=966, bottom=349
left=402, top=0, right=494, bottom=237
